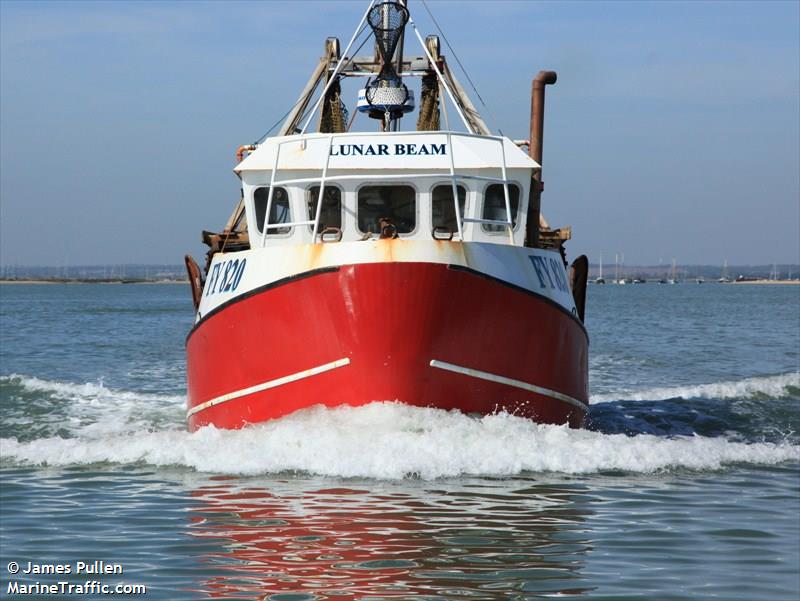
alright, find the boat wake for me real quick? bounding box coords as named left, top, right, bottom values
left=590, top=372, right=800, bottom=403
left=1, top=373, right=797, bottom=479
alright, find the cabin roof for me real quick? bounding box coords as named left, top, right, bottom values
left=234, top=132, right=540, bottom=173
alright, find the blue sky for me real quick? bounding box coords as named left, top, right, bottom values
left=1, top=0, right=798, bottom=266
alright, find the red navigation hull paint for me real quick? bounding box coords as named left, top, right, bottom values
left=186, top=262, right=588, bottom=431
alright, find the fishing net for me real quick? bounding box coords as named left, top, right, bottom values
left=365, top=78, right=408, bottom=107
left=365, top=2, right=410, bottom=119
left=417, top=72, right=440, bottom=131
left=368, top=2, right=409, bottom=64
left=320, top=78, right=347, bottom=133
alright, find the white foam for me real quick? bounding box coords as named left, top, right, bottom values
left=2, top=373, right=184, bottom=405
left=1, top=374, right=185, bottom=437
left=590, top=372, right=800, bottom=404
left=1, top=403, right=797, bottom=479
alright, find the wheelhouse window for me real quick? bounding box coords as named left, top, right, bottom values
left=357, top=185, right=416, bottom=234
left=306, top=185, right=342, bottom=231
left=254, top=187, right=291, bottom=235
left=432, top=185, right=466, bottom=233
left=481, top=183, right=520, bottom=232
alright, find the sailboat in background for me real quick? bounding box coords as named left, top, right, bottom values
left=668, top=258, right=678, bottom=284
left=719, top=259, right=731, bottom=283
left=595, top=253, right=605, bottom=284
left=617, top=253, right=633, bottom=284
left=615, top=253, right=627, bottom=284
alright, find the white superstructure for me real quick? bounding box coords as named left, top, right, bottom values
left=234, top=131, right=539, bottom=249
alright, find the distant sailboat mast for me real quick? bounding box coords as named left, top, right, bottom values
left=719, top=259, right=730, bottom=283
left=595, top=253, right=605, bottom=284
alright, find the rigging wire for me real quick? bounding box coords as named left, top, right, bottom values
left=301, top=0, right=377, bottom=134
left=252, top=23, right=373, bottom=144
left=407, top=14, right=472, bottom=133
left=337, top=24, right=374, bottom=75
left=438, top=79, right=450, bottom=130
left=252, top=95, right=309, bottom=145
left=256, top=0, right=500, bottom=142
left=419, top=0, right=503, bottom=135
left=342, top=28, right=383, bottom=132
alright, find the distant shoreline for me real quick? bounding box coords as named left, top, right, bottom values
left=730, top=279, right=800, bottom=285
left=0, top=279, right=188, bottom=285
left=3, top=278, right=798, bottom=286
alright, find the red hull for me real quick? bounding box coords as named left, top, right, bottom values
left=186, top=262, right=588, bottom=431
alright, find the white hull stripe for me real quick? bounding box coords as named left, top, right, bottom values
left=187, top=358, right=351, bottom=418
left=429, top=359, right=587, bottom=413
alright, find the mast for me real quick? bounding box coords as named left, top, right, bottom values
left=390, top=0, right=407, bottom=131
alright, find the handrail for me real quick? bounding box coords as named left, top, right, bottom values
left=263, top=220, right=315, bottom=230
left=446, top=130, right=464, bottom=241
left=311, top=135, right=335, bottom=241
left=259, top=140, right=283, bottom=247
left=463, top=217, right=514, bottom=226
left=267, top=173, right=514, bottom=187
left=499, top=133, right=515, bottom=243
left=268, top=129, right=508, bottom=143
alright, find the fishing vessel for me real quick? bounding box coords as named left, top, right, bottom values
left=184, top=1, right=589, bottom=431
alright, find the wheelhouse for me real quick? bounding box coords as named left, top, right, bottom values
left=235, top=131, right=538, bottom=248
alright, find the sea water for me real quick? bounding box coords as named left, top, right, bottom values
left=0, top=282, right=798, bottom=600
